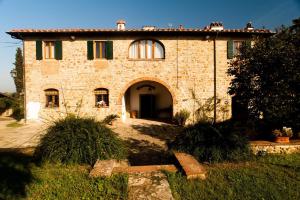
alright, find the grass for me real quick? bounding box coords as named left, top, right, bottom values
left=166, top=153, right=300, bottom=200
left=1, top=150, right=300, bottom=200
left=6, top=121, right=23, bottom=128
left=0, top=151, right=128, bottom=200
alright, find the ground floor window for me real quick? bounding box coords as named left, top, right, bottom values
left=95, top=88, right=109, bottom=107
left=45, top=89, right=59, bottom=108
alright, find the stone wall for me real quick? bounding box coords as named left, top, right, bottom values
left=23, top=36, right=249, bottom=122
left=251, top=143, right=300, bottom=154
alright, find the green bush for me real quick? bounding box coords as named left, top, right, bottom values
left=34, top=116, right=127, bottom=165
left=169, top=122, right=251, bottom=163
left=102, top=114, right=119, bottom=125
left=174, top=109, right=190, bottom=126
left=0, top=97, right=14, bottom=115
left=0, top=97, right=24, bottom=120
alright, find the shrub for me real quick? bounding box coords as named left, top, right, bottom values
left=169, top=122, right=251, bottom=163
left=102, top=114, right=119, bottom=125
left=34, top=116, right=127, bottom=165
left=174, top=109, right=190, bottom=126
left=0, top=97, right=14, bottom=115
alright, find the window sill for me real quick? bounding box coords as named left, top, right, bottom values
left=45, top=106, right=59, bottom=109
left=95, top=106, right=109, bottom=109
left=128, top=58, right=165, bottom=61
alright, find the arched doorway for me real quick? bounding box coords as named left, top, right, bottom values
left=120, top=80, right=174, bottom=121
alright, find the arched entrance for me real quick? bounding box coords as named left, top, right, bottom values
left=120, top=79, right=174, bottom=121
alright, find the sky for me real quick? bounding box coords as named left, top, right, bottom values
left=0, top=0, right=299, bottom=92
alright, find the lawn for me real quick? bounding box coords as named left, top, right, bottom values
left=166, top=153, right=300, bottom=200
left=0, top=151, right=128, bottom=200
left=1, top=151, right=300, bottom=200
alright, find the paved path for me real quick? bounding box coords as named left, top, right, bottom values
left=112, top=118, right=182, bottom=165
left=128, top=171, right=174, bottom=200
left=0, top=117, right=45, bottom=148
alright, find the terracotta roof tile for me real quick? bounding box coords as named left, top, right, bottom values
left=8, top=28, right=273, bottom=33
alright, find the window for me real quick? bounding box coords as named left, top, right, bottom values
left=95, top=41, right=106, bottom=59
left=45, top=89, right=59, bottom=108
left=87, top=41, right=113, bottom=60
left=44, top=41, right=55, bottom=59
left=233, top=41, right=243, bottom=56
left=129, top=39, right=164, bottom=59
left=94, top=88, right=109, bottom=107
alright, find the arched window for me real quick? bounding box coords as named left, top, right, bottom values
left=129, top=39, right=165, bottom=59
left=94, top=88, right=109, bottom=107
left=45, top=89, right=59, bottom=108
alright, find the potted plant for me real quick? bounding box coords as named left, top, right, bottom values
left=102, top=114, right=119, bottom=126
left=272, top=127, right=293, bottom=143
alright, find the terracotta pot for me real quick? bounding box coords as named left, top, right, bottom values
left=130, top=110, right=138, bottom=118
left=274, top=136, right=290, bottom=143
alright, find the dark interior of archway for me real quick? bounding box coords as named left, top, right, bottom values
left=124, top=81, right=173, bottom=122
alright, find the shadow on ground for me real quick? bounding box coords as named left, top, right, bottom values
left=125, top=138, right=176, bottom=166
left=0, top=150, right=34, bottom=199
left=130, top=122, right=183, bottom=142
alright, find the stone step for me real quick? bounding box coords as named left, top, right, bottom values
left=89, top=159, right=129, bottom=177
left=174, top=152, right=206, bottom=180
left=113, top=164, right=177, bottom=174
left=128, top=171, right=174, bottom=200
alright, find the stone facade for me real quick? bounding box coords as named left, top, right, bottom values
left=16, top=29, right=269, bottom=122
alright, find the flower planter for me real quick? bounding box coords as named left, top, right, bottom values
left=274, top=136, right=290, bottom=143
left=130, top=110, right=138, bottom=118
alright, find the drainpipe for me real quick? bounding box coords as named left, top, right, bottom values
left=213, top=32, right=219, bottom=124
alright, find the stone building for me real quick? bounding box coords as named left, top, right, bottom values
left=7, top=21, right=272, bottom=123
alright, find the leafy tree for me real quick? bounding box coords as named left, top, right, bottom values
left=12, top=48, right=24, bottom=95
left=228, top=18, right=300, bottom=131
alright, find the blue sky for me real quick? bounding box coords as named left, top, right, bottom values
left=0, top=0, right=299, bottom=92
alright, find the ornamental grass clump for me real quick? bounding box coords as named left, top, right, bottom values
left=169, top=121, right=251, bottom=163
left=34, top=115, right=126, bottom=165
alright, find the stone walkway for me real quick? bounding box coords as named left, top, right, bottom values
left=112, top=118, right=183, bottom=165
left=128, top=171, right=174, bottom=200
left=0, top=117, right=45, bottom=148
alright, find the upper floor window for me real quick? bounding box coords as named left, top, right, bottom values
left=227, top=40, right=252, bottom=59
left=36, top=40, right=62, bottom=60
left=94, top=88, right=109, bottom=107
left=129, top=39, right=164, bottom=59
left=45, top=89, right=59, bottom=108
left=95, top=41, right=106, bottom=59
left=44, top=41, right=55, bottom=59
left=87, top=41, right=113, bottom=60
left=233, top=41, right=243, bottom=56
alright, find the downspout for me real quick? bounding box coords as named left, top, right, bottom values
left=176, top=36, right=179, bottom=88
left=213, top=32, right=219, bottom=124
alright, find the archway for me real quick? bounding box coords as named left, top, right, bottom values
left=120, top=79, right=174, bottom=121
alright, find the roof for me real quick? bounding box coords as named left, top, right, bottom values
left=7, top=27, right=274, bottom=39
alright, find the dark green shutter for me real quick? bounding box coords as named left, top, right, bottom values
left=54, top=40, right=62, bottom=60
left=227, top=40, right=234, bottom=59
left=36, top=40, right=43, bottom=60
left=87, top=41, right=94, bottom=60
left=105, top=41, right=113, bottom=60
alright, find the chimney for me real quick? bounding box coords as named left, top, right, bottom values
left=179, top=24, right=184, bottom=30
left=245, top=22, right=254, bottom=30
left=209, top=22, right=224, bottom=30
left=116, top=19, right=126, bottom=30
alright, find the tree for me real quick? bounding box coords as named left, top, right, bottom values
left=12, top=47, right=24, bottom=95
left=227, top=18, right=300, bottom=131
